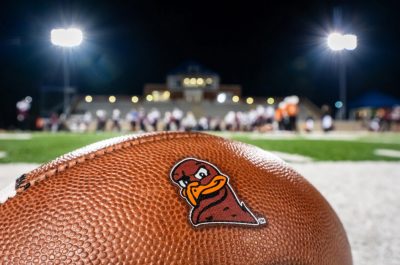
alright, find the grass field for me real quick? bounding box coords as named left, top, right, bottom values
left=0, top=132, right=399, bottom=163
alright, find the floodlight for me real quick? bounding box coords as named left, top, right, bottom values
left=85, top=95, right=93, bottom=103
left=232, top=95, right=240, bottom=103
left=327, top=32, right=357, bottom=51
left=343, top=34, right=357, bottom=50
left=327, top=33, right=345, bottom=51
left=326, top=31, right=357, bottom=120
left=109, top=95, right=116, bottom=103
left=51, top=28, right=83, bottom=47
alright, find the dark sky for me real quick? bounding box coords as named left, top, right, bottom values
left=1, top=0, right=400, bottom=126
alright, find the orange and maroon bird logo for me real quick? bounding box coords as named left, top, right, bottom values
left=170, top=158, right=266, bottom=227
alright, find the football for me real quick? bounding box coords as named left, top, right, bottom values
left=0, top=132, right=352, bottom=264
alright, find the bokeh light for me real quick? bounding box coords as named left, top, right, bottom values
left=246, top=97, right=254, bottom=105
left=217, top=93, right=227, bottom=103
left=131, top=96, right=139, bottom=103
left=232, top=95, right=240, bottom=103
left=146, top=94, right=153, bottom=101
left=335, top=101, right=343, bottom=109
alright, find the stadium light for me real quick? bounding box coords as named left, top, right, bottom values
left=131, top=96, right=139, bottom=103
left=246, top=97, right=254, bottom=105
left=335, top=101, right=343, bottom=109
left=327, top=32, right=357, bottom=51
left=50, top=27, right=83, bottom=116
left=163, top=91, right=171, bottom=100
left=343, top=34, right=357, bottom=50
left=85, top=95, right=92, bottom=103
left=51, top=28, right=83, bottom=47
left=327, top=32, right=357, bottom=119
left=217, top=93, right=227, bottom=103
left=146, top=94, right=153, bottom=102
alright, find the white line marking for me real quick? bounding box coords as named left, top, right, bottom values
left=0, top=133, right=32, bottom=140
left=374, top=149, right=400, bottom=158
left=0, top=151, right=7, bottom=159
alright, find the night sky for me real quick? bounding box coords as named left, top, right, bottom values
left=1, top=0, right=400, bottom=127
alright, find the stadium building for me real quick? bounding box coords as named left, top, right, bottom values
left=65, top=62, right=323, bottom=132
left=144, top=63, right=241, bottom=103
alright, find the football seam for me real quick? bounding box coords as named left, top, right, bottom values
left=13, top=132, right=216, bottom=197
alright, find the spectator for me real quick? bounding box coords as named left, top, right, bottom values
left=126, top=108, right=139, bottom=131
left=111, top=109, right=122, bottom=131
left=83, top=111, right=92, bottom=132
left=265, top=105, right=275, bottom=125
left=182, top=111, right=197, bottom=131
left=138, top=108, right=147, bottom=131
left=96, top=110, right=107, bottom=132
left=147, top=108, right=161, bottom=131
left=163, top=111, right=173, bottom=131
left=305, top=115, right=314, bottom=133
left=284, top=96, right=299, bottom=131
left=172, top=107, right=183, bottom=130
left=224, top=111, right=236, bottom=131
left=198, top=116, right=209, bottom=131
left=321, top=105, right=333, bottom=132
left=50, top=112, right=59, bottom=133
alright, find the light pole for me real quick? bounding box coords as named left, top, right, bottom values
left=327, top=32, right=357, bottom=120
left=50, top=28, right=83, bottom=116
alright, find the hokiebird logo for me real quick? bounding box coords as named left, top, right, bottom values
left=170, top=158, right=266, bottom=227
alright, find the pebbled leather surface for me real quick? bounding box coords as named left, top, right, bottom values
left=0, top=132, right=352, bottom=264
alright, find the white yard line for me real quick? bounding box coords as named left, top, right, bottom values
left=0, top=151, right=7, bottom=159
left=270, top=151, right=313, bottom=163
left=0, top=133, right=32, bottom=140
left=374, top=149, right=400, bottom=158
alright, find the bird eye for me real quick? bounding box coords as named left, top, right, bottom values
left=178, top=176, right=190, bottom=188
left=178, top=180, right=187, bottom=188
left=195, top=167, right=208, bottom=180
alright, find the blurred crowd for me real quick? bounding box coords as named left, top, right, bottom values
left=37, top=96, right=308, bottom=133
left=356, top=106, right=400, bottom=132
left=31, top=97, right=400, bottom=133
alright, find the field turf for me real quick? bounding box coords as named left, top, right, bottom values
left=0, top=132, right=399, bottom=163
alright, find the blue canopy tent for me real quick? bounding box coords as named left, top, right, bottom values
left=349, top=91, right=400, bottom=109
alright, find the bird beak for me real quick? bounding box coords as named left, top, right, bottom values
left=183, top=175, right=227, bottom=206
